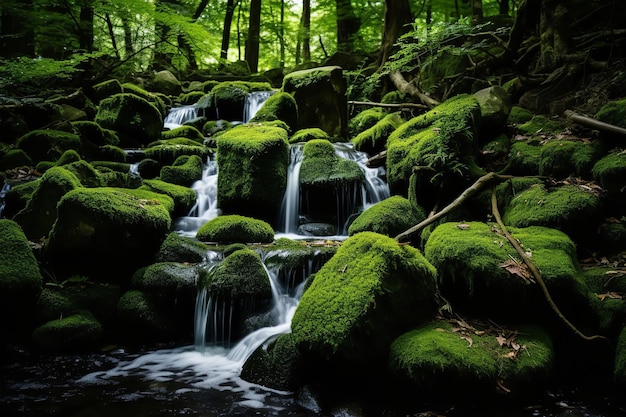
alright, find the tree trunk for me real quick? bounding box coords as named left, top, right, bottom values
left=472, top=0, right=483, bottom=24
left=105, top=13, right=120, bottom=59
left=122, top=17, right=134, bottom=58
left=246, top=0, right=262, bottom=73
left=335, top=0, right=360, bottom=52
left=498, top=0, right=510, bottom=15
left=302, top=0, right=311, bottom=62
left=221, top=0, right=237, bottom=60
left=537, top=0, right=570, bottom=70
left=279, top=0, right=285, bottom=67
left=377, top=0, right=413, bottom=69
left=79, top=3, right=94, bottom=52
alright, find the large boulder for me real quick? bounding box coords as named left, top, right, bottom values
left=249, top=91, right=298, bottom=133
left=290, top=232, right=437, bottom=382
left=31, top=311, right=104, bottom=352
left=44, top=188, right=172, bottom=280
left=348, top=195, right=426, bottom=238
left=16, top=129, right=82, bottom=164
left=158, top=154, right=203, bottom=186
left=216, top=124, right=289, bottom=223
left=282, top=66, right=347, bottom=138
left=196, top=214, right=274, bottom=244
left=150, top=70, right=183, bottom=96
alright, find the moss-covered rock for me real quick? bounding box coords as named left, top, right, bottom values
left=348, top=195, right=426, bottom=238
left=150, top=70, right=183, bottom=96
left=389, top=321, right=553, bottom=401
left=282, top=66, right=347, bottom=138
left=241, top=333, right=301, bottom=391
left=216, top=124, right=289, bottom=222
left=474, top=86, right=512, bottom=134
left=348, top=107, right=386, bottom=137
left=502, top=184, right=602, bottom=243
left=32, top=311, right=104, bottom=352
left=595, top=98, right=626, bottom=129
left=250, top=91, right=298, bottom=133
left=72, top=120, right=120, bottom=147
left=0, top=148, right=33, bottom=171
left=13, top=166, right=83, bottom=239
left=592, top=151, right=626, bottom=198
left=2, top=179, right=38, bottom=220
left=17, top=129, right=82, bottom=164
left=385, top=94, right=481, bottom=198
left=507, top=140, right=542, bottom=175
left=133, top=262, right=199, bottom=294
left=161, top=125, right=205, bottom=143
left=0, top=219, right=43, bottom=334
left=289, top=127, right=330, bottom=145
left=507, top=106, right=534, bottom=125
left=45, top=188, right=171, bottom=280
left=517, top=115, right=567, bottom=137
left=159, top=154, right=203, bottom=186
left=144, top=143, right=209, bottom=167
left=352, top=112, right=403, bottom=156
left=95, top=93, right=163, bottom=147
left=538, top=140, right=601, bottom=179
left=55, top=149, right=82, bottom=166
left=196, top=214, right=274, bottom=243
left=424, top=222, right=591, bottom=324
left=210, top=81, right=273, bottom=122
left=155, top=232, right=208, bottom=264
left=139, top=178, right=197, bottom=217
left=116, top=289, right=178, bottom=343
left=300, top=139, right=363, bottom=187
left=121, top=83, right=167, bottom=118
left=92, top=79, right=123, bottom=102
left=291, top=232, right=437, bottom=376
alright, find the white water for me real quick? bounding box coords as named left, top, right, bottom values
left=163, top=104, right=199, bottom=130
left=0, top=181, right=10, bottom=219
left=243, top=90, right=276, bottom=123
left=277, top=144, right=304, bottom=235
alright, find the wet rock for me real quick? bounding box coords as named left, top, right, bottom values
left=298, top=222, right=336, bottom=236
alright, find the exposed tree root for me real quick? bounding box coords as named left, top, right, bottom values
left=348, top=100, right=429, bottom=111
left=388, top=70, right=441, bottom=108
left=490, top=188, right=612, bottom=346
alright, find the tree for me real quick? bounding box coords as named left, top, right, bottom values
left=0, top=0, right=35, bottom=58
left=335, top=0, right=360, bottom=51
left=377, top=0, right=413, bottom=69
left=221, top=0, right=238, bottom=60
left=246, top=0, right=262, bottom=72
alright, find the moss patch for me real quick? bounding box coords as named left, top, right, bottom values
left=352, top=112, right=403, bottom=156
left=348, top=195, right=426, bottom=238
left=196, top=214, right=274, bottom=243
left=299, top=139, right=364, bottom=187
left=32, top=311, right=104, bottom=352
left=289, top=128, right=330, bottom=144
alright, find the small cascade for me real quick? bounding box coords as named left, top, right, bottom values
left=243, top=90, right=276, bottom=123
left=0, top=181, right=10, bottom=219
left=174, top=158, right=219, bottom=237
left=164, top=104, right=199, bottom=130
left=277, top=144, right=304, bottom=235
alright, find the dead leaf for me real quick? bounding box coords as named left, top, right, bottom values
left=597, top=292, right=623, bottom=301
left=500, top=257, right=534, bottom=283
left=502, top=351, right=517, bottom=360
left=456, top=222, right=471, bottom=230
left=460, top=335, right=473, bottom=348
left=496, top=335, right=507, bottom=346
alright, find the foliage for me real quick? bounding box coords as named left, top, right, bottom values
left=0, top=54, right=95, bottom=90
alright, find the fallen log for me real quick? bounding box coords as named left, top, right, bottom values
left=348, top=101, right=428, bottom=111
left=564, top=109, right=626, bottom=137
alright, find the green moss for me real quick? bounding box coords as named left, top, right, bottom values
left=203, top=120, right=232, bottom=137
left=538, top=140, right=601, bottom=178
left=616, top=327, right=626, bottom=384
left=2, top=180, right=37, bottom=219
left=506, top=106, right=534, bottom=125
left=349, top=107, right=386, bottom=137
left=502, top=184, right=602, bottom=238
left=0, top=219, right=42, bottom=297
left=352, top=112, right=403, bottom=156
left=592, top=151, right=626, bottom=194
left=289, top=128, right=330, bottom=144
left=121, top=82, right=167, bottom=118
left=113, top=186, right=176, bottom=214
left=92, top=161, right=131, bottom=174
left=32, top=311, right=104, bottom=352
left=381, top=91, right=408, bottom=104
left=196, top=214, right=274, bottom=243
left=507, top=140, right=542, bottom=175
left=249, top=91, right=298, bottom=133
left=95, top=93, right=163, bottom=146
left=177, top=91, right=205, bottom=105
left=144, top=143, right=209, bottom=166
left=159, top=154, right=203, bottom=186
left=291, top=232, right=437, bottom=363
left=204, top=248, right=271, bottom=299
left=595, top=98, right=626, bottom=129
left=162, top=125, right=205, bottom=143
left=348, top=195, right=426, bottom=238
left=299, top=139, right=363, bottom=187
left=61, top=160, right=104, bottom=188
left=97, top=145, right=126, bottom=162
left=240, top=333, right=300, bottom=391
left=17, top=129, right=82, bottom=163
left=216, top=124, right=289, bottom=221
left=92, top=79, right=123, bottom=102
left=72, top=120, right=120, bottom=146
left=517, top=115, right=567, bottom=137
left=55, top=149, right=81, bottom=166
left=155, top=232, right=208, bottom=264
left=390, top=321, right=553, bottom=390
left=211, top=81, right=272, bottom=121
left=133, top=262, right=199, bottom=294
left=0, top=148, right=33, bottom=170
left=139, top=178, right=197, bottom=216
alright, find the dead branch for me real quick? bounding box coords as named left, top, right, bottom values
left=490, top=188, right=612, bottom=345
left=394, top=171, right=515, bottom=242
left=366, top=150, right=386, bottom=168
left=348, top=100, right=429, bottom=111
left=564, top=109, right=626, bottom=137
left=389, top=70, right=441, bottom=108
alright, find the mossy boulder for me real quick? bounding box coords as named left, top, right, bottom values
left=201, top=248, right=273, bottom=344
left=385, top=94, right=481, bottom=198
left=216, top=124, right=289, bottom=222
left=0, top=219, right=43, bottom=333
left=16, top=129, right=82, bottom=164
left=507, top=106, right=534, bottom=125
left=289, top=127, right=330, bottom=145
left=150, top=70, right=183, bottom=96
left=210, top=81, right=273, bottom=122
left=352, top=112, right=404, bottom=156
left=349, top=107, right=386, bottom=137
left=517, top=115, right=567, bottom=137
left=92, top=79, right=123, bottom=102
left=389, top=321, right=553, bottom=401
left=139, top=178, right=197, bottom=217
left=116, top=290, right=178, bottom=343
left=507, top=140, right=542, bottom=175
left=474, top=86, right=512, bottom=135
left=72, top=121, right=120, bottom=147
left=121, top=83, right=167, bottom=118
left=291, top=232, right=437, bottom=378
left=241, top=332, right=301, bottom=391
left=595, top=97, right=626, bottom=129
left=348, top=195, right=426, bottom=238
left=32, top=311, right=104, bottom=352
left=2, top=180, right=38, bottom=220
left=13, top=166, right=83, bottom=240
left=502, top=184, right=602, bottom=243
left=144, top=143, right=209, bottom=167
left=154, top=232, right=208, bottom=264
left=159, top=154, right=203, bottom=186
left=0, top=148, right=33, bottom=171
left=196, top=214, right=274, bottom=243
left=282, top=66, right=347, bottom=138
left=95, top=93, right=163, bottom=147
left=538, top=140, right=601, bottom=179
left=161, top=125, right=205, bottom=143
left=424, top=222, right=592, bottom=324
left=45, top=188, right=171, bottom=280
left=250, top=91, right=298, bottom=133
left=592, top=151, right=626, bottom=198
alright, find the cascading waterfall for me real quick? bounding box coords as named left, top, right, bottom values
left=277, top=144, right=304, bottom=235
left=243, top=90, right=276, bottom=123
left=0, top=181, right=10, bottom=219
left=174, top=158, right=219, bottom=237
left=164, top=104, right=199, bottom=130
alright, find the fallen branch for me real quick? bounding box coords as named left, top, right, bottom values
left=490, top=188, right=611, bottom=345
left=389, top=70, right=441, bottom=108
left=366, top=150, right=386, bottom=168
left=348, top=100, right=429, bottom=111
left=564, top=109, right=626, bottom=137
left=394, top=172, right=514, bottom=242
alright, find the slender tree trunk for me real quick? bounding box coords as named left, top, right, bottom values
left=122, top=17, right=134, bottom=58
left=377, top=0, right=413, bottom=69
left=237, top=1, right=242, bottom=60
left=105, top=13, right=121, bottom=59
left=221, top=0, right=237, bottom=60
left=246, top=0, right=262, bottom=73
left=472, top=0, right=483, bottom=24
left=279, top=0, right=285, bottom=67
left=302, top=0, right=311, bottom=62
left=79, top=3, right=94, bottom=52
left=335, top=0, right=360, bottom=52
left=0, top=0, right=35, bottom=57
left=498, top=0, right=510, bottom=15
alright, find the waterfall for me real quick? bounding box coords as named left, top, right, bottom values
left=174, top=158, right=220, bottom=237
left=164, top=104, right=199, bottom=129
left=243, top=90, right=276, bottom=123
left=0, top=181, right=10, bottom=219
left=277, top=144, right=304, bottom=235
